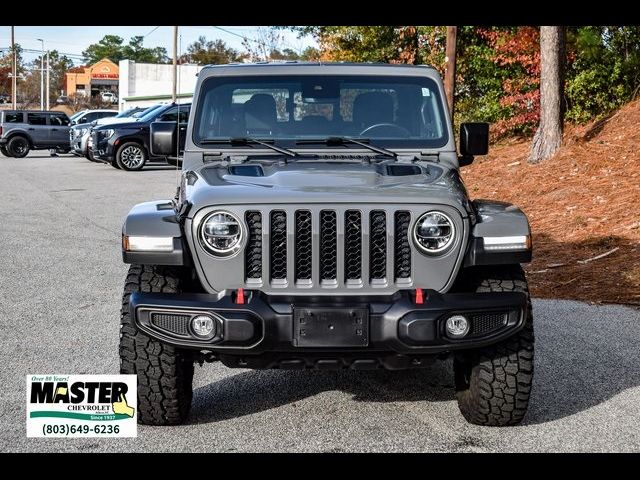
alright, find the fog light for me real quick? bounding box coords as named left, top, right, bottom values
left=191, top=315, right=215, bottom=338
left=445, top=315, right=469, bottom=338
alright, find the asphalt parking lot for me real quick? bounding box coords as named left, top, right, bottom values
left=1, top=152, right=639, bottom=452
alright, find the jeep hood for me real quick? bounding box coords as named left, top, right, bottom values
left=186, top=162, right=471, bottom=216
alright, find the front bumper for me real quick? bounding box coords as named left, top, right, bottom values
left=90, top=131, right=116, bottom=162
left=70, top=132, right=89, bottom=155
left=129, top=290, right=528, bottom=369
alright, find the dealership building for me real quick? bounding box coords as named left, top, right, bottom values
left=118, top=60, right=203, bottom=109
left=64, top=58, right=119, bottom=98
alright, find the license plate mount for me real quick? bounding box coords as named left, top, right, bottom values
left=293, top=307, right=369, bottom=347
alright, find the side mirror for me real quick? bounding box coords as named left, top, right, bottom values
left=459, top=122, right=489, bottom=166
left=150, top=121, right=177, bottom=157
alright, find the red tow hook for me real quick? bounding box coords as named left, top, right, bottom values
left=235, top=288, right=246, bottom=305
left=415, top=288, right=424, bottom=305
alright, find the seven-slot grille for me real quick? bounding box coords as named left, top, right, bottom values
left=244, top=208, right=413, bottom=288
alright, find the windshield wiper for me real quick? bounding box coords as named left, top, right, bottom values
left=201, top=137, right=298, bottom=157
left=296, top=137, right=397, bottom=159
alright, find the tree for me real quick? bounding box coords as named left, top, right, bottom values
left=180, top=37, right=243, bottom=65
left=0, top=44, right=25, bottom=95
left=82, top=35, right=125, bottom=64
left=82, top=35, right=169, bottom=64
left=529, top=26, right=566, bottom=163
left=31, top=50, right=74, bottom=99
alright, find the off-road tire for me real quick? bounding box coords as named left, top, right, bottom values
left=0, top=146, right=11, bottom=157
left=454, top=265, right=534, bottom=427
left=116, top=142, right=147, bottom=171
left=7, top=136, right=30, bottom=158
left=119, top=264, right=194, bottom=425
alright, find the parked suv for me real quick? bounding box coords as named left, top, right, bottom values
left=0, top=110, right=71, bottom=157
left=92, top=103, right=190, bottom=170
left=70, top=108, right=142, bottom=160
left=70, top=109, right=118, bottom=126
left=120, top=63, right=534, bottom=427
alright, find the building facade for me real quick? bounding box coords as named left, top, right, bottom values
left=65, top=58, right=119, bottom=98
left=118, top=60, right=203, bottom=108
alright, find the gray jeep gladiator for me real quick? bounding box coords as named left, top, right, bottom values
left=120, top=62, right=534, bottom=427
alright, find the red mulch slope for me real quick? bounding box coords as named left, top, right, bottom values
left=461, top=100, right=640, bottom=305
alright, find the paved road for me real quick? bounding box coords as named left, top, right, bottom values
left=1, top=152, right=639, bottom=452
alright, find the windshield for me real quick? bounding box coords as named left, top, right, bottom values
left=136, top=104, right=166, bottom=121
left=193, top=74, right=448, bottom=149
left=116, top=108, right=136, bottom=118
left=69, top=111, right=86, bottom=121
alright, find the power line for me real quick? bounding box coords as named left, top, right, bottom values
left=211, top=26, right=301, bottom=53
left=1, top=46, right=85, bottom=59
left=143, top=26, right=160, bottom=39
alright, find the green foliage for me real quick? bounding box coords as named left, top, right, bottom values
left=565, top=26, right=640, bottom=123
left=82, top=35, right=168, bottom=64
left=180, top=37, right=244, bottom=65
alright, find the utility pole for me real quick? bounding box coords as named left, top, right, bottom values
left=11, top=26, right=17, bottom=109
left=172, top=26, right=178, bottom=103
left=45, top=50, right=50, bottom=111
left=37, top=38, right=44, bottom=110
left=444, top=26, right=457, bottom=117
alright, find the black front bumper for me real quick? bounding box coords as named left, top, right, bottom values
left=90, top=131, right=116, bottom=162
left=130, top=290, right=528, bottom=369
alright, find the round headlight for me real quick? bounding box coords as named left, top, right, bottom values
left=200, top=211, right=244, bottom=256
left=413, top=211, right=455, bottom=254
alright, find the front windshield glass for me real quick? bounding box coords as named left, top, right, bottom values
left=116, top=108, right=140, bottom=118
left=193, top=74, right=448, bottom=148
left=69, top=111, right=85, bottom=121
left=136, top=104, right=165, bottom=121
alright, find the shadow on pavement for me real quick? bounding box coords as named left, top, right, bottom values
left=190, top=362, right=454, bottom=424
left=190, top=301, right=640, bottom=426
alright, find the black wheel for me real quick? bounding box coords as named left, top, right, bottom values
left=453, top=265, right=534, bottom=426
left=0, top=146, right=11, bottom=157
left=7, top=136, right=30, bottom=158
left=116, top=142, right=147, bottom=171
left=119, top=264, right=194, bottom=425
left=110, top=160, right=121, bottom=169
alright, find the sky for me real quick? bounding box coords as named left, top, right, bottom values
left=0, top=26, right=317, bottom=64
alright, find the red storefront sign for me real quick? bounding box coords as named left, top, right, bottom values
left=91, top=73, right=119, bottom=79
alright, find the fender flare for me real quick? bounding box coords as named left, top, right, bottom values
left=122, top=200, right=189, bottom=266
left=464, top=200, right=532, bottom=266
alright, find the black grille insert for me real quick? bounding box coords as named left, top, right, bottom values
left=395, top=211, right=411, bottom=279
left=320, top=210, right=337, bottom=280
left=245, top=211, right=262, bottom=279
left=344, top=210, right=362, bottom=281
left=270, top=210, right=287, bottom=280
left=295, top=211, right=312, bottom=280
left=471, top=313, right=508, bottom=335
left=370, top=211, right=387, bottom=280
left=151, top=313, right=190, bottom=336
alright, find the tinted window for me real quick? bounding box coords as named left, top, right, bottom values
left=193, top=74, right=447, bottom=148
left=100, top=112, right=117, bottom=119
left=137, top=105, right=166, bottom=121
left=159, top=106, right=190, bottom=123
left=3, top=112, right=23, bottom=123
left=50, top=114, right=70, bottom=126
left=27, top=113, right=47, bottom=125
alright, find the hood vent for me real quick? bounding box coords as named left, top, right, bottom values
left=229, top=165, right=264, bottom=177
left=385, top=164, right=422, bottom=176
